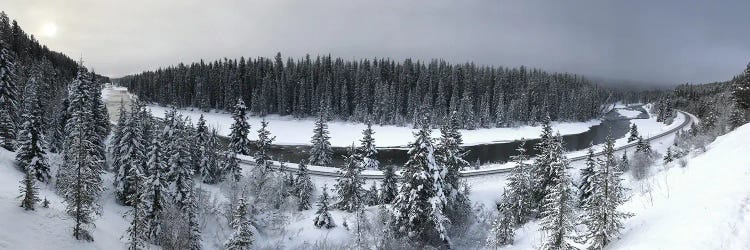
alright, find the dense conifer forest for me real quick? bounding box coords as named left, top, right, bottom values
left=119, top=53, right=610, bottom=128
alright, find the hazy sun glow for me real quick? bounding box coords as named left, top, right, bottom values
left=41, top=22, right=58, bottom=37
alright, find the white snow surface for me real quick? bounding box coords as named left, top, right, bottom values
left=146, top=105, right=603, bottom=148
left=610, top=123, right=750, bottom=249
left=617, top=108, right=642, bottom=119
left=0, top=150, right=131, bottom=250
left=100, top=85, right=604, bottom=147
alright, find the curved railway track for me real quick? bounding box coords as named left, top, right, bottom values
left=238, top=110, right=693, bottom=179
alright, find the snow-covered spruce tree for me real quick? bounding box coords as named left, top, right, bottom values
left=539, top=134, right=576, bottom=250
left=380, top=163, right=398, bottom=204
left=437, top=111, right=474, bottom=233
left=578, top=147, right=596, bottom=207
left=358, top=120, right=380, bottom=170
left=365, top=182, right=379, bottom=206
left=224, top=197, right=255, bottom=250
left=58, top=67, right=105, bottom=241
left=193, top=114, right=209, bottom=173
left=170, top=150, right=202, bottom=250
left=229, top=98, right=251, bottom=155
left=619, top=150, right=629, bottom=172
left=200, top=129, right=223, bottom=184
left=392, top=121, right=451, bottom=248
left=224, top=150, right=242, bottom=183
left=0, top=39, right=18, bottom=151
left=87, top=71, right=110, bottom=146
left=635, top=135, right=652, bottom=156
left=734, top=62, right=750, bottom=110
left=183, top=187, right=202, bottom=250
left=531, top=115, right=556, bottom=209
left=125, top=166, right=147, bottom=250
left=19, top=165, right=39, bottom=210
left=255, top=118, right=275, bottom=172
left=170, top=116, right=195, bottom=210
left=580, top=136, right=630, bottom=249
left=486, top=196, right=515, bottom=248
left=114, top=101, right=147, bottom=205
left=110, top=102, right=127, bottom=157
left=15, top=76, right=50, bottom=182
left=143, top=135, right=169, bottom=243
left=729, top=104, right=747, bottom=129
left=309, top=112, right=333, bottom=167
left=627, top=124, right=639, bottom=143
left=313, top=184, right=336, bottom=229
left=663, top=147, right=674, bottom=164
left=336, top=144, right=365, bottom=212
left=504, top=140, right=533, bottom=225
left=295, top=160, right=314, bottom=210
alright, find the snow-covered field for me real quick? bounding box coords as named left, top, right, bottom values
left=101, top=86, right=605, bottom=147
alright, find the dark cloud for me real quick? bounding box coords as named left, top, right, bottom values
left=5, top=0, right=749, bottom=85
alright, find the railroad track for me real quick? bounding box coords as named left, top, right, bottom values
left=238, top=110, right=694, bottom=179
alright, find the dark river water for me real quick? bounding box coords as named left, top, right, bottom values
left=244, top=106, right=647, bottom=167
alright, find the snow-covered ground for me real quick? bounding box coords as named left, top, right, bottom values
left=0, top=150, right=130, bottom=249
left=617, top=108, right=643, bottom=119
left=147, top=105, right=603, bottom=148
left=101, top=86, right=604, bottom=148
left=612, top=122, right=750, bottom=249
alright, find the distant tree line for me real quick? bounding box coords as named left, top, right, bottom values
left=119, top=53, right=610, bottom=129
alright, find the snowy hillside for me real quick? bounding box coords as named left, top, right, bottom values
left=0, top=150, right=130, bottom=249
left=613, top=123, right=750, bottom=249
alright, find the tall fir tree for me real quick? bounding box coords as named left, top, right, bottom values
left=143, top=135, right=169, bottom=242
left=436, top=111, right=472, bottom=225
left=505, top=140, right=533, bottom=225
left=15, top=75, right=50, bottom=182
left=255, top=118, right=275, bottom=171
left=379, top=163, right=398, bottom=204
left=114, top=101, right=147, bottom=205
left=0, top=39, right=18, bottom=151
left=336, top=144, right=365, bottom=212
left=200, top=129, right=223, bottom=184
left=125, top=166, right=147, bottom=250
left=486, top=196, right=515, bottom=248
left=392, top=121, right=451, bottom=248
left=309, top=112, right=333, bottom=167
left=19, top=164, right=39, bottom=210
left=578, top=147, right=596, bottom=207
left=224, top=150, right=242, bottom=183
left=224, top=197, right=255, bottom=250
left=732, top=62, right=750, bottom=110
left=580, top=136, right=630, bottom=249
left=358, top=120, right=380, bottom=170
left=193, top=114, right=209, bottom=174
left=229, top=98, right=251, bottom=155
left=58, top=67, right=105, bottom=241
left=295, top=160, right=314, bottom=211
left=531, top=115, right=557, bottom=209
left=539, top=135, right=576, bottom=250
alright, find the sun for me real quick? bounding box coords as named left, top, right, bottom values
left=41, top=22, right=58, bottom=38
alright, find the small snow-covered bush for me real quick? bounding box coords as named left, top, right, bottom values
left=631, top=151, right=657, bottom=180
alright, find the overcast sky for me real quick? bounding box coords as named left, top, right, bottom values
left=5, top=0, right=750, bottom=85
